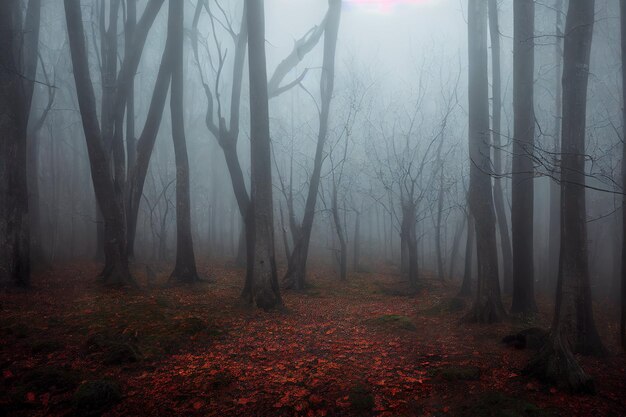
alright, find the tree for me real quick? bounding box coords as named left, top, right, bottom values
left=0, top=0, right=41, bottom=287
left=458, top=212, right=474, bottom=297
left=168, top=0, right=199, bottom=283
left=511, top=0, right=537, bottom=315
left=283, top=0, right=342, bottom=290
left=620, top=2, right=626, bottom=350
left=191, top=0, right=328, bottom=298
left=548, top=0, right=564, bottom=294
left=488, top=0, right=513, bottom=295
left=245, top=0, right=282, bottom=309
left=465, top=0, right=505, bottom=323
left=526, top=0, right=604, bottom=393
left=64, top=0, right=133, bottom=285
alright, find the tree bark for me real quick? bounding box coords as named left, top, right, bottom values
left=458, top=212, right=474, bottom=297
left=331, top=185, right=347, bottom=280
left=353, top=210, right=361, bottom=273
left=64, top=0, right=133, bottom=286
left=548, top=0, right=564, bottom=295
left=246, top=0, right=282, bottom=309
left=283, top=0, right=342, bottom=290
left=620, top=2, right=626, bottom=350
left=400, top=201, right=418, bottom=288
left=448, top=213, right=466, bottom=280
left=488, top=0, right=513, bottom=295
left=465, top=0, right=505, bottom=323
left=511, top=0, right=537, bottom=315
left=168, top=0, right=199, bottom=283
left=526, top=0, right=603, bottom=394
left=0, top=0, right=31, bottom=287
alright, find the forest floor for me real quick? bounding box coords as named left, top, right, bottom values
left=0, top=262, right=625, bottom=417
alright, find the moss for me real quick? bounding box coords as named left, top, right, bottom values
left=348, top=383, right=375, bottom=414
left=73, top=379, right=121, bottom=413
left=422, top=297, right=467, bottom=316
left=367, top=314, right=417, bottom=331
left=454, top=391, right=558, bottom=417
left=430, top=365, right=481, bottom=381
left=84, top=333, right=141, bottom=365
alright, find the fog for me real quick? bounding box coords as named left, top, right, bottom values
left=1, top=0, right=625, bottom=409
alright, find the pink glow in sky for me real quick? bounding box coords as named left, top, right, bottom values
left=344, top=0, right=437, bottom=14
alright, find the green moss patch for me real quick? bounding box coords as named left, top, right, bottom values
left=429, top=365, right=481, bottom=381
left=366, top=314, right=417, bottom=331
left=422, top=297, right=467, bottom=316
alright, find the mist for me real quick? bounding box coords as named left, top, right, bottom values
left=0, top=0, right=625, bottom=415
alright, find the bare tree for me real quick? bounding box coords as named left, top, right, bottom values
left=465, top=0, right=505, bottom=323
left=548, top=0, right=564, bottom=294
left=620, top=2, right=626, bottom=350
left=526, top=0, right=604, bottom=393
left=191, top=0, right=328, bottom=298
left=0, top=0, right=42, bottom=286
left=488, top=0, right=513, bottom=295
left=283, top=0, right=342, bottom=290
left=64, top=0, right=133, bottom=285
left=511, top=0, right=537, bottom=315
left=168, top=0, right=199, bottom=283
left=246, top=0, right=282, bottom=309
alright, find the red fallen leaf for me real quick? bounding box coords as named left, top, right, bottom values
left=237, top=397, right=255, bottom=405
left=2, top=370, right=14, bottom=379
left=443, top=406, right=450, bottom=413
left=193, top=401, right=204, bottom=410
left=26, top=392, right=36, bottom=402
left=41, top=393, right=50, bottom=406
left=549, top=387, right=558, bottom=394
left=508, top=372, right=518, bottom=378
left=309, top=394, right=323, bottom=404
left=294, top=401, right=308, bottom=411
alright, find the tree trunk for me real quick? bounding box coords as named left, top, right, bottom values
left=435, top=161, right=445, bottom=281
left=353, top=210, right=361, bottom=273
left=465, top=0, right=505, bottom=323
left=283, top=0, right=342, bottom=290
left=331, top=185, right=347, bottom=280
left=401, top=202, right=418, bottom=288
left=488, top=0, right=513, bottom=295
left=511, top=0, right=537, bottom=315
left=448, top=213, right=466, bottom=280
left=548, top=0, right=563, bottom=295
left=526, top=0, right=603, bottom=394
left=458, top=213, right=474, bottom=297
left=246, top=0, right=282, bottom=309
left=168, top=0, right=199, bottom=283
left=125, top=0, right=137, bottom=181
left=126, top=2, right=174, bottom=258
left=0, top=0, right=31, bottom=287
left=64, top=0, right=133, bottom=286
left=620, top=2, right=626, bottom=350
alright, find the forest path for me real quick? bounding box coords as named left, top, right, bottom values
left=0, top=262, right=624, bottom=416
